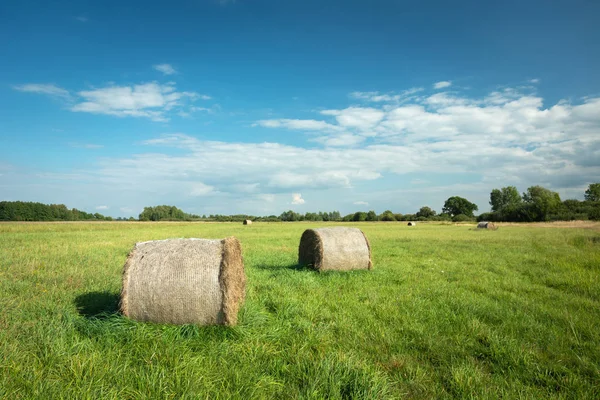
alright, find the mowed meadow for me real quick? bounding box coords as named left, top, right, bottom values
left=1, top=221, right=599, bottom=399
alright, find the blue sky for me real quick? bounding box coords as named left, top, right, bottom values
left=1, top=0, right=599, bottom=217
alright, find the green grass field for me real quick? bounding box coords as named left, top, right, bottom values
left=1, top=221, right=599, bottom=399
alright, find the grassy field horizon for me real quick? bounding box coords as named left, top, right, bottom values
left=1, top=221, right=599, bottom=398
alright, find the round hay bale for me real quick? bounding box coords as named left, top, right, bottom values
left=477, top=221, right=497, bottom=230
left=407, top=221, right=416, bottom=226
left=298, top=227, right=372, bottom=271
left=243, top=219, right=252, bottom=225
left=120, top=237, right=245, bottom=326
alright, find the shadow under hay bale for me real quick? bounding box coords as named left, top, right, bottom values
left=75, top=291, right=120, bottom=319
left=298, top=227, right=372, bottom=272
left=120, top=237, right=245, bottom=326
left=477, top=221, right=498, bottom=230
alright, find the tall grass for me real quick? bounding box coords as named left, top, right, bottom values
left=1, top=221, right=599, bottom=398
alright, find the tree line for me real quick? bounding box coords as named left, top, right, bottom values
left=478, top=184, right=600, bottom=222
left=2, top=183, right=598, bottom=222
left=0, top=201, right=112, bottom=221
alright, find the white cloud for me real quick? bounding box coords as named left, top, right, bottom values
left=433, top=81, right=452, bottom=89
left=71, top=82, right=198, bottom=122
left=321, top=107, right=385, bottom=130
left=8, top=81, right=600, bottom=215
left=75, top=16, right=88, bottom=22
left=190, top=182, right=215, bottom=196
left=153, top=64, right=177, bottom=75
left=350, top=88, right=424, bottom=102
left=291, top=193, right=305, bottom=205
left=254, top=119, right=342, bottom=131
left=96, top=205, right=108, bottom=210
left=529, top=78, right=540, bottom=84
left=353, top=201, right=369, bottom=206
left=14, top=80, right=211, bottom=122
left=312, top=133, right=365, bottom=147
left=12, top=83, right=72, bottom=101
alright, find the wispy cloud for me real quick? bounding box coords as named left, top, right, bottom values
left=190, top=182, right=215, bottom=196
left=153, top=64, right=177, bottom=75
left=350, top=87, right=423, bottom=102
left=253, top=118, right=342, bottom=131
left=69, top=143, right=104, bottom=149
left=75, top=16, right=88, bottom=22
left=12, top=83, right=72, bottom=101
left=71, top=82, right=199, bottom=122
left=13, top=80, right=208, bottom=122
left=7, top=81, right=600, bottom=215
left=353, top=201, right=369, bottom=206
left=312, top=133, right=365, bottom=147
left=258, top=194, right=275, bottom=203
left=95, top=205, right=108, bottom=210
left=433, top=81, right=452, bottom=89
left=529, top=78, right=540, bottom=84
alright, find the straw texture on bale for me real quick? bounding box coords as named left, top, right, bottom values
left=120, top=237, right=245, bottom=326
left=407, top=222, right=416, bottom=226
left=298, top=227, right=372, bottom=271
left=243, top=219, right=252, bottom=225
left=477, top=221, right=497, bottom=230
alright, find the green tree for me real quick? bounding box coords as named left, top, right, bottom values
left=139, top=205, right=189, bottom=221
left=279, top=210, right=301, bottom=221
left=584, top=183, right=600, bottom=202
left=416, top=206, right=436, bottom=219
left=442, top=196, right=478, bottom=217
left=366, top=210, right=378, bottom=221
left=329, top=211, right=341, bottom=221
left=380, top=210, right=396, bottom=221
left=522, top=186, right=561, bottom=221
left=489, top=186, right=521, bottom=212
left=353, top=211, right=367, bottom=221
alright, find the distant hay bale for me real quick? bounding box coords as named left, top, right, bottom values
left=120, top=237, right=245, bottom=326
left=477, top=221, right=497, bottom=230
left=243, top=219, right=252, bottom=225
left=298, top=227, right=372, bottom=271
left=407, top=222, right=416, bottom=226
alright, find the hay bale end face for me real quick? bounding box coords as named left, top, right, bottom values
left=477, top=221, right=497, bottom=230
left=407, top=222, right=416, bottom=226
left=120, top=237, right=245, bottom=326
left=243, top=219, right=252, bottom=225
left=298, top=227, right=372, bottom=271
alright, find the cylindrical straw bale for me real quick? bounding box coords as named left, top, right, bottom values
left=477, top=221, right=497, bottom=230
left=298, top=227, right=372, bottom=271
left=120, top=237, right=245, bottom=325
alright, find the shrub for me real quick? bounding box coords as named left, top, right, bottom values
left=452, top=214, right=473, bottom=222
